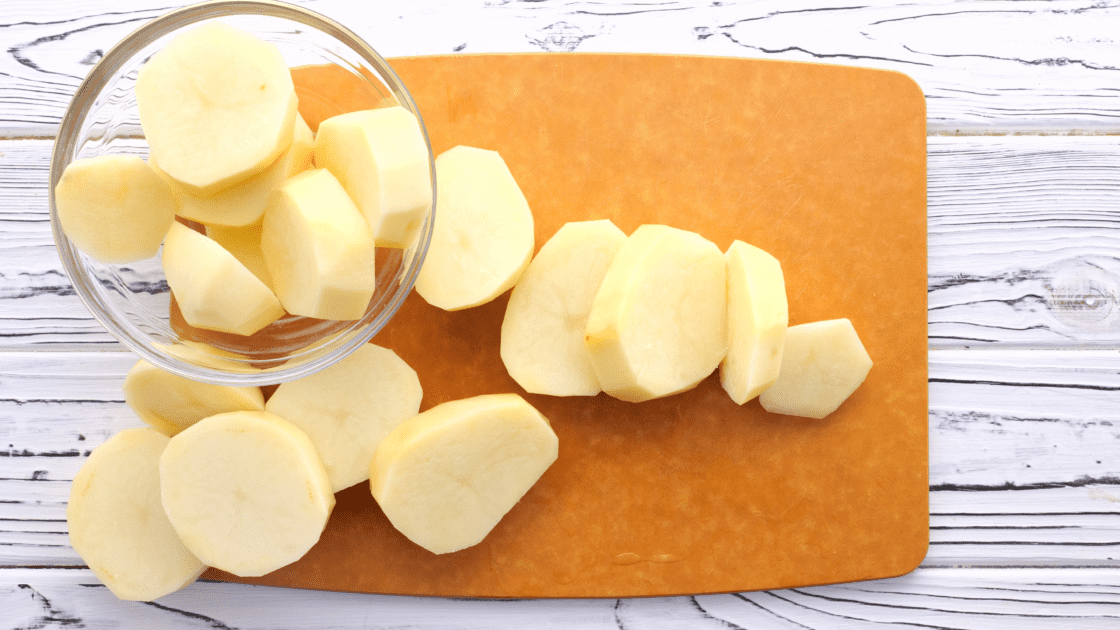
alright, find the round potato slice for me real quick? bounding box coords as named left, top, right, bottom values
left=370, top=394, right=558, bottom=555
left=67, top=427, right=206, bottom=601
left=160, top=411, right=335, bottom=577
left=759, top=319, right=873, bottom=419
left=136, top=22, right=297, bottom=196
left=123, top=359, right=265, bottom=436
left=265, top=344, right=422, bottom=492
left=54, top=155, right=176, bottom=263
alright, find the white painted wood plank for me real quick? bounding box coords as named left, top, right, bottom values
left=7, top=135, right=1120, bottom=349
left=2, top=567, right=1119, bottom=629
left=1, top=350, right=1119, bottom=567
left=1, top=0, right=1119, bottom=137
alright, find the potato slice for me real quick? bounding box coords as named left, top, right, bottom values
left=68, top=428, right=206, bottom=601
left=54, top=155, right=176, bottom=263
left=265, top=344, right=422, bottom=492
left=136, top=22, right=297, bottom=196
left=759, top=319, right=873, bottom=419
left=123, top=360, right=265, bottom=436
left=162, top=222, right=285, bottom=336
left=153, top=114, right=314, bottom=227
left=261, top=169, right=376, bottom=320
left=314, top=106, right=431, bottom=247
left=415, top=146, right=534, bottom=311
left=501, top=220, right=627, bottom=396
left=370, top=394, right=558, bottom=555
left=206, top=220, right=274, bottom=291
left=584, top=224, right=727, bottom=403
left=720, top=241, right=788, bottom=404
left=160, top=411, right=335, bottom=577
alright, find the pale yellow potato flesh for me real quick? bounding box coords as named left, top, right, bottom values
left=501, top=220, right=627, bottom=396
left=136, top=22, right=297, bottom=196
left=720, top=241, right=789, bottom=404
left=206, top=220, right=274, bottom=291
left=584, top=224, right=727, bottom=403
left=67, top=428, right=206, bottom=601
left=153, top=114, right=314, bottom=227
left=159, top=411, right=335, bottom=577
left=415, top=146, right=534, bottom=311
left=265, top=344, right=423, bottom=493
left=314, top=106, right=431, bottom=247
left=54, top=155, right=176, bottom=264
left=123, top=360, right=265, bottom=436
left=154, top=341, right=263, bottom=374
left=261, top=169, right=377, bottom=320
left=162, top=223, right=285, bottom=336
left=759, top=319, right=873, bottom=419
left=370, top=394, right=558, bottom=555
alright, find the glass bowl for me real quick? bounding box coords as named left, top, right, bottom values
left=49, top=0, right=435, bottom=386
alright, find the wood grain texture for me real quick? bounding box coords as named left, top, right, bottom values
left=2, top=567, right=1120, bottom=628
left=1, top=0, right=1119, bottom=136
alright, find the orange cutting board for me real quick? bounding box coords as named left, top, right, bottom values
left=207, top=54, right=928, bottom=598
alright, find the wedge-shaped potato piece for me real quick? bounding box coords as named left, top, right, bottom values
left=261, top=169, right=376, bottom=320
left=370, top=394, right=558, bottom=555
left=160, top=411, right=335, bottom=577
left=315, top=106, right=431, bottom=247
left=155, top=341, right=263, bottom=374
left=206, top=220, right=274, bottom=291
left=54, top=155, right=176, bottom=263
left=68, top=428, right=206, bottom=601
left=720, top=241, right=788, bottom=404
left=584, top=224, right=727, bottom=403
left=152, top=114, right=314, bottom=227
left=416, top=146, right=534, bottom=311
left=136, top=22, right=297, bottom=196
left=123, top=360, right=264, bottom=436
left=501, top=220, right=627, bottom=396
left=759, top=319, right=872, bottom=419
left=265, top=344, right=422, bottom=492
left=162, top=223, right=285, bottom=336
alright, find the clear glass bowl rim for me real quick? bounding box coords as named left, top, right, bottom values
left=48, top=0, right=436, bottom=386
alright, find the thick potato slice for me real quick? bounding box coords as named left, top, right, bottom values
left=415, top=146, right=534, bottom=311
left=136, top=22, right=297, bottom=196
left=314, top=106, right=431, bottom=247
left=206, top=220, right=274, bottom=291
left=160, top=411, right=335, bottom=577
left=67, top=428, right=206, bottom=601
left=720, top=241, right=788, bottom=404
left=162, top=222, right=285, bottom=336
left=370, top=394, right=558, bottom=555
left=123, top=360, right=264, bottom=436
left=54, top=155, right=176, bottom=263
left=759, top=319, right=873, bottom=419
left=261, top=169, right=376, bottom=320
left=501, top=220, right=627, bottom=396
left=265, top=344, right=422, bottom=492
left=152, top=114, right=314, bottom=227
left=584, top=224, right=727, bottom=403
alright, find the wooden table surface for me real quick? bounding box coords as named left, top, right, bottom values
left=2, top=0, right=1119, bottom=627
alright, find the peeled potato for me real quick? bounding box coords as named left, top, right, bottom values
left=151, top=114, right=314, bottom=227
left=265, top=344, right=422, bottom=492
left=585, top=224, right=727, bottom=403
left=720, top=241, right=788, bottom=404
left=759, top=319, right=873, bottom=419
left=123, top=360, right=265, bottom=436
left=54, top=155, right=176, bottom=263
left=206, top=220, right=274, bottom=291
left=68, top=428, right=206, bottom=601
left=160, top=411, right=335, bottom=577
left=314, top=106, right=431, bottom=247
left=501, top=220, right=627, bottom=396
left=136, top=22, right=297, bottom=196
left=162, top=222, right=285, bottom=336
left=261, top=169, right=376, bottom=320
left=370, top=394, right=558, bottom=555
left=415, top=146, right=534, bottom=311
